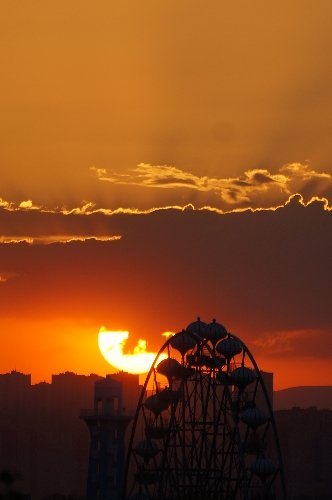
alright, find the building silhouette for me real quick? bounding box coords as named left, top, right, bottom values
left=80, top=373, right=141, bottom=500
left=275, top=407, right=332, bottom=499
left=0, top=370, right=102, bottom=499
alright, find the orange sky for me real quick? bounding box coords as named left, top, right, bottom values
left=0, top=1, right=331, bottom=389
left=0, top=198, right=331, bottom=389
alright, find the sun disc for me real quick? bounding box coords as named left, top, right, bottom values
left=98, top=328, right=166, bottom=374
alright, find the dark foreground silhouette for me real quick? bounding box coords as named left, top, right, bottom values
left=0, top=371, right=331, bottom=499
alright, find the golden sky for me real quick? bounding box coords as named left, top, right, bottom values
left=0, top=1, right=331, bottom=388
left=2, top=0, right=332, bottom=206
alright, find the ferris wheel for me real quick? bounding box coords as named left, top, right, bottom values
left=124, top=318, right=286, bottom=500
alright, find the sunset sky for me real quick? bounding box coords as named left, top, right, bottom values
left=1, top=1, right=331, bottom=389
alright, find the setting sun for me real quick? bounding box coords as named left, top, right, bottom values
left=98, top=327, right=167, bottom=374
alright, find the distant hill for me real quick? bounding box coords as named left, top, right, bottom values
left=274, top=386, right=332, bottom=410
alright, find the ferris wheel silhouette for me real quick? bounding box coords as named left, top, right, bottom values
left=124, top=318, right=286, bottom=500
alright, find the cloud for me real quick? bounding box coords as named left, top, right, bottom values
left=0, top=238, right=34, bottom=244
left=0, top=195, right=330, bottom=331
left=0, top=198, right=43, bottom=212
left=0, top=164, right=330, bottom=223
left=0, top=235, right=121, bottom=245
left=62, top=202, right=97, bottom=215
left=18, top=200, right=41, bottom=210
left=0, top=191, right=330, bottom=244
left=91, top=162, right=332, bottom=210
left=252, top=329, right=332, bottom=359
left=0, top=271, right=18, bottom=283
left=91, top=163, right=209, bottom=190
left=0, top=198, right=13, bottom=209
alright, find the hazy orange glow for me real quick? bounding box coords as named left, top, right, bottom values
left=98, top=327, right=167, bottom=374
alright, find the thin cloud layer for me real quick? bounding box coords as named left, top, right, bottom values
left=1, top=164, right=331, bottom=224
left=252, top=328, right=332, bottom=359
left=91, top=163, right=332, bottom=210
left=0, top=194, right=331, bottom=244
left=0, top=192, right=330, bottom=243
left=0, top=235, right=121, bottom=245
